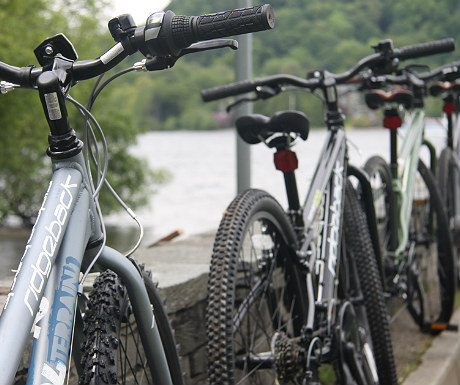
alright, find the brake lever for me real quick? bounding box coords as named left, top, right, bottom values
left=226, top=96, right=258, bottom=112
left=180, top=39, right=238, bottom=56
left=404, top=64, right=431, bottom=74
left=225, top=85, right=280, bottom=112
left=135, top=39, right=238, bottom=72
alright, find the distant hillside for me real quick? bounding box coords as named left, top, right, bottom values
left=126, top=0, right=459, bottom=129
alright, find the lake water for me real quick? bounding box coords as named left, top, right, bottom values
left=0, top=121, right=447, bottom=280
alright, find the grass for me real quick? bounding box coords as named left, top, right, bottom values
left=399, top=336, right=435, bottom=383
left=398, top=292, right=460, bottom=382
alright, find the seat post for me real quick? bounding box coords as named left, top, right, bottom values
left=383, top=107, right=402, bottom=180
left=284, top=170, right=301, bottom=211
left=274, top=148, right=303, bottom=228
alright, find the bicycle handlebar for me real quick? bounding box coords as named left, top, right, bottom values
left=0, top=4, right=275, bottom=87
left=358, top=61, right=460, bottom=94
left=201, top=37, right=455, bottom=102
left=332, top=38, right=455, bottom=83
left=201, top=79, right=257, bottom=101
left=177, top=5, right=274, bottom=50
left=201, top=74, right=319, bottom=102
left=396, top=38, right=455, bottom=61
left=417, top=60, right=460, bottom=82
left=142, top=5, right=274, bottom=57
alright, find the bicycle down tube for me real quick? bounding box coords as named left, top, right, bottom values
left=300, top=129, right=347, bottom=308
left=0, top=166, right=84, bottom=384
left=0, top=153, right=173, bottom=384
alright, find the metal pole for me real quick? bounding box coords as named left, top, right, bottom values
left=235, top=0, right=253, bottom=193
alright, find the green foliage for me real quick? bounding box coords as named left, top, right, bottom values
left=155, top=0, right=458, bottom=129
left=0, top=0, right=161, bottom=225
left=128, top=55, right=235, bottom=131
left=0, top=0, right=53, bottom=225
left=2, top=0, right=457, bottom=224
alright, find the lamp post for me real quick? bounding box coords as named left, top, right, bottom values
left=235, top=0, right=253, bottom=192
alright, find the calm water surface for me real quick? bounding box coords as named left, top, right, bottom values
left=0, top=123, right=446, bottom=280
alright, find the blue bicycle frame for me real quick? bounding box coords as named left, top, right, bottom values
left=0, top=151, right=173, bottom=384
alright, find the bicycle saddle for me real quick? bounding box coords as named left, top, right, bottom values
left=365, top=88, right=413, bottom=110
left=429, top=81, right=460, bottom=97
left=235, top=110, right=310, bottom=145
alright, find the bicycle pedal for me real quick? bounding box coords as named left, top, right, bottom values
left=423, top=322, right=458, bottom=332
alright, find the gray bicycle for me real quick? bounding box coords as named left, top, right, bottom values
left=0, top=5, right=274, bottom=384
left=201, top=38, right=454, bottom=385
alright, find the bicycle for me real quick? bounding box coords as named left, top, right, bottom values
left=357, top=43, right=457, bottom=334
left=425, top=62, right=460, bottom=285
left=0, top=4, right=275, bottom=384
left=199, top=39, right=453, bottom=385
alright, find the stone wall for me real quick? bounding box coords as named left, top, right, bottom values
left=160, top=273, right=209, bottom=385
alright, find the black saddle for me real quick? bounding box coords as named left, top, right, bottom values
left=365, top=88, right=413, bottom=110
left=429, top=81, right=460, bottom=97
left=235, top=110, right=310, bottom=146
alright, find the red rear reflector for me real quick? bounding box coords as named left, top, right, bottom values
left=274, top=150, right=298, bottom=172
left=383, top=116, right=402, bottom=130
left=443, top=102, right=455, bottom=114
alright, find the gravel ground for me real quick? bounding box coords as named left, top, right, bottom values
left=390, top=303, right=436, bottom=383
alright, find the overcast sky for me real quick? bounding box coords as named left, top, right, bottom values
left=111, top=0, right=171, bottom=25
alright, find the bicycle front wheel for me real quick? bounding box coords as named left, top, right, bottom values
left=206, top=189, right=308, bottom=385
left=337, top=182, right=398, bottom=385
left=408, top=160, right=456, bottom=333
left=438, top=147, right=460, bottom=286
left=364, top=155, right=398, bottom=292
left=79, top=269, right=184, bottom=385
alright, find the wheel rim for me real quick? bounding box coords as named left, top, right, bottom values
left=409, top=176, right=443, bottom=325
left=118, top=300, right=152, bottom=384
left=368, top=168, right=396, bottom=293
left=232, top=217, right=303, bottom=384
left=337, top=302, right=379, bottom=385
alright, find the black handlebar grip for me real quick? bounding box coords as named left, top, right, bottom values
left=397, top=38, right=455, bottom=60
left=146, top=5, right=274, bottom=57
left=192, top=4, right=275, bottom=41
left=169, top=5, right=274, bottom=52
left=201, top=79, right=256, bottom=102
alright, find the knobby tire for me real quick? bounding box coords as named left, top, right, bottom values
left=206, top=189, right=308, bottom=385
left=79, top=269, right=184, bottom=385
left=438, top=147, right=460, bottom=287
left=341, top=181, right=398, bottom=385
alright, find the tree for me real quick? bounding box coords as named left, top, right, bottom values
left=0, top=0, right=163, bottom=225
left=163, top=0, right=459, bottom=128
